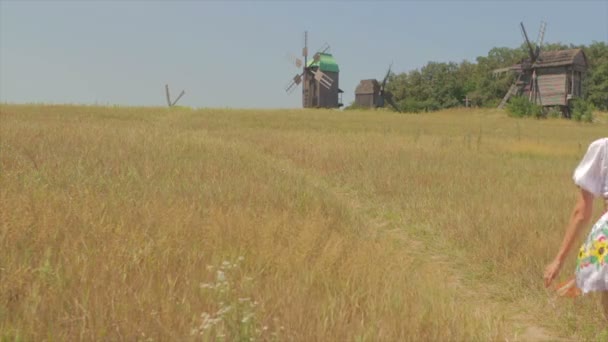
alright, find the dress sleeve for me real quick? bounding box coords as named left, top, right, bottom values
left=573, top=138, right=607, bottom=198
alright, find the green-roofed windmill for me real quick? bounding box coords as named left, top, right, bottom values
left=285, top=31, right=343, bottom=108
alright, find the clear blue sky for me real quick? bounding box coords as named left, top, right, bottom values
left=1, top=0, right=607, bottom=108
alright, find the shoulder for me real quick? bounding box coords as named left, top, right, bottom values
left=573, top=137, right=608, bottom=198
left=588, top=138, right=608, bottom=151
left=581, top=138, right=608, bottom=163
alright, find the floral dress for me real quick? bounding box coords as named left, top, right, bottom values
left=574, top=138, right=608, bottom=294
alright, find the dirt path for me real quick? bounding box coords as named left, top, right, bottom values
left=201, top=130, right=570, bottom=341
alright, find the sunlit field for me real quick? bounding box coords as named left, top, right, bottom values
left=1, top=104, right=607, bottom=341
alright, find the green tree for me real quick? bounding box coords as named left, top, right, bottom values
left=583, top=41, right=608, bottom=110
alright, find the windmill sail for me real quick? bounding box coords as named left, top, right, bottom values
left=520, top=22, right=537, bottom=62
left=313, top=70, right=333, bottom=89
left=535, top=21, right=547, bottom=59
left=172, top=90, right=185, bottom=106
left=285, top=73, right=303, bottom=93
left=379, top=63, right=401, bottom=112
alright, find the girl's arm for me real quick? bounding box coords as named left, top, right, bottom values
left=544, top=188, right=595, bottom=287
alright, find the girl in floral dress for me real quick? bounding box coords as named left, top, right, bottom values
left=544, top=138, right=608, bottom=307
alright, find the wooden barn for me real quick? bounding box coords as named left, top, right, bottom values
left=354, top=79, right=381, bottom=108
left=303, top=53, right=343, bottom=108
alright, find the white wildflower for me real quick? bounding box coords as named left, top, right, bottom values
left=216, top=305, right=232, bottom=316
left=241, top=312, right=254, bottom=323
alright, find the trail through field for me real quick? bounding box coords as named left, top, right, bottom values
left=202, top=129, right=571, bottom=341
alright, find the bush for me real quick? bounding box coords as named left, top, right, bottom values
left=398, top=99, right=439, bottom=113
left=571, top=99, right=595, bottom=123
left=506, top=96, right=543, bottom=118
left=482, top=98, right=501, bottom=108
left=343, top=101, right=365, bottom=111
left=546, top=106, right=562, bottom=118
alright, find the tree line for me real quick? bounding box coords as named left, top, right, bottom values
left=378, top=41, right=607, bottom=112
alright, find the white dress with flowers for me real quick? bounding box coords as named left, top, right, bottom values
left=574, top=138, right=608, bottom=294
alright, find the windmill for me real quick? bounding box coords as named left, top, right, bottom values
left=285, top=31, right=342, bottom=108
left=496, top=21, right=546, bottom=109
left=165, top=84, right=185, bottom=107
left=354, top=63, right=401, bottom=112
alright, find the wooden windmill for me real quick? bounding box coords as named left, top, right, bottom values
left=285, top=31, right=342, bottom=108
left=495, top=21, right=588, bottom=116
left=354, top=63, right=401, bottom=112
left=496, top=21, right=546, bottom=109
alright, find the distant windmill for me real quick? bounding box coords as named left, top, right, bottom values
left=165, top=84, right=185, bottom=107
left=495, top=21, right=546, bottom=109
left=285, top=31, right=343, bottom=108
left=354, top=63, right=401, bottom=112
left=494, top=21, right=589, bottom=117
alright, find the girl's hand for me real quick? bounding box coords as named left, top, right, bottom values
left=544, top=258, right=563, bottom=288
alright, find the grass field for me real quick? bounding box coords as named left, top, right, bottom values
left=1, top=104, right=607, bottom=341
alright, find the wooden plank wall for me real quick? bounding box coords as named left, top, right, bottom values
left=537, top=74, right=566, bottom=106
left=355, top=94, right=375, bottom=108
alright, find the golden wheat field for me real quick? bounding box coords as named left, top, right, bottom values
left=1, top=104, right=607, bottom=341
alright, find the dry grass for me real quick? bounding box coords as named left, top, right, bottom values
left=1, top=104, right=606, bottom=340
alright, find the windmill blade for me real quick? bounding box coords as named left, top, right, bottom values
left=314, top=71, right=333, bottom=89
left=535, top=21, right=547, bottom=60
left=285, top=80, right=298, bottom=93
left=493, top=63, right=523, bottom=76
left=536, top=21, right=547, bottom=47
left=165, top=84, right=172, bottom=107
left=492, top=66, right=513, bottom=75
left=381, top=63, right=393, bottom=89
left=312, top=53, right=321, bottom=63
left=171, top=90, right=185, bottom=106
left=310, top=44, right=329, bottom=64
left=285, top=73, right=303, bottom=93
left=383, top=92, right=401, bottom=112
left=286, top=53, right=303, bottom=68
left=316, top=42, right=330, bottom=54
left=520, top=22, right=536, bottom=62
left=313, top=69, right=333, bottom=89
